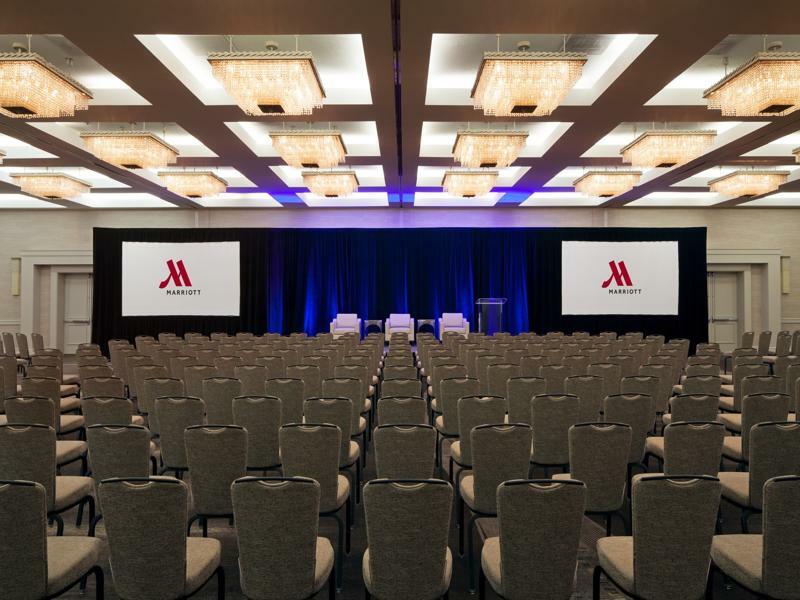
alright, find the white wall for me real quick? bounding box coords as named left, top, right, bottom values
left=0, top=207, right=798, bottom=335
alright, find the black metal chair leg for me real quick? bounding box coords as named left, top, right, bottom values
left=80, top=454, right=88, bottom=476
left=202, top=516, right=208, bottom=538
left=89, top=514, right=103, bottom=537
left=345, top=499, right=352, bottom=554
left=329, top=564, right=336, bottom=600
left=187, top=514, right=200, bottom=536
left=94, top=565, right=105, bottom=600
left=478, top=565, right=486, bottom=599
left=51, top=513, right=64, bottom=536
left=458, top=497, right=465, bottom=555
left=593, top=565, right=602, bottom=600
left=216, top=565, right=225, bottom=599
left=468, top=515, right=479, bottom=593
left=76, top=501, right=84, bottom=527
left=356, top=459, right=362, bottom=504
left=332, top=514, right=344, bottom=591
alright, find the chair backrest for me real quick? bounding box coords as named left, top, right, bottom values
left=322, top=377, right=362, bottom=430
left=757, top=330, right=773, bottom=355
left=741, top=375, right=785, bottom=400
left=100, top=477, right=189, bottom=598
left=214, top=355, right=243, bottom=378
left=383, top=365, right=417, bottom=379
left=26, top=365, right=61, bottom=380
left=265, top=378, right=305, bottom=424
left=762, top=475, right=800, bottom=598
left=233, top=396, right=282, bottom=470
left=530, top=394, right=580, bottom=466
left=620, top=376, right=662, bottom=414
left=201, top=377, right=242, bottom=424
left=79, top=364, right=114, bottom=382
left=232, top=476, right=323, bottom=599
left=603, top=394, right=655, bottom=463
left=663, top=421, right=725, bottom=477
left=154, top=396, right=205, bottom=470
left=185, top=425, right=247, bottom=515
left=0, top=357, right=16, bottom=399
left=183, top=364, right=218, bottom=398
left=519, top=355, right=548, bottom=377
left=363, top=479, right=453, bottom=600
left=456, top=395, right=507, bottom=465
left=733, top=364, right=770, bottom=410
left=588, top=363, right=622, bottom=398
left=279, top=424, right=342, bottom=513
left=682, top=375, right=721, bottom=397
left=668, top=394, right=719, bottom=422
left=506, top=377, right=546, bottom=425
left=470, top=424, right=533, bottom=513
left=20, top=376, right=59, bottom=408
left=565, top=375, right=605, bottom=422
left=287, top=364, right=322, bottom=399
left=86, top=425, right=150, bottom=511
left=235, top=364, right=268, bottom=396
left=140, top=377, right=184, bottom=434
left=377, top=396, right=427, bottom=425
left=748, top=422, right=800, bottom=508
left=631, top=475, right=721, bottom=599
left=540, top=364, right=571, bottom=394
left=0, top=424, right=56, bottom=511
left=685, top=363, right=720, bottom=377
left=81, top=396, right=135, bottom=427
left=256, top=355, right=287, bottom=380
left=303, top=398, right=353, bottom=466
left=5, top=395, right=58, bottom=431
left=496, top=479, right=586, bottom=600
left=568, top=423, right=631, bottom=512
left=132, top=364, right=168, bottom=402
left=741, top=394, right=791, bottom=459
left=374, top=425, right=436, bottom=479
left=486, top=363, right=521, bottom=397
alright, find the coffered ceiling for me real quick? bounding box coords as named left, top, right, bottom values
left=1, top=0, right=800, bottom=209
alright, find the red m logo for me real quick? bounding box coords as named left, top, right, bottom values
left=159, top=259, right=192, bottom=289
left=601, top=260, right=633, bottom=288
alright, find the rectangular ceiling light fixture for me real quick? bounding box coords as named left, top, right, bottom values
left=11, top=172, right=90, bottom=200
left=452, top=130, right=529, bottom=168
left=441, top=169, right=499, bottom=198
left=573, top=170, right=642, bottom=198
left=302, top=170, right=359, bottom=197
left=158, top=171, right=228, bottom=198
left=620, top=130, right=717, bottom=168
left=81, top=131, right=179, bottom=169
left=708, top=170, right=789, bottom=197
left=269, top=130, right=346, bottom=168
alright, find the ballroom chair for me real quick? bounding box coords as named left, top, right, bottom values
left=438, top=313, right=469, bottom=339
left=385, top=313, right=415, bottom=342
left=154, top=396, right=205, bottom=478
left=377, top=396, right=427, bottom=425
left=330, top=314, right=361, bottom=339
left=506, top=377, right=546, bottom=425
left=232, top=395, right=282, bottom=472
left=644, top=421, right=725, bottom=477
left=265, top=378, right=305, bottom=424
left=374, top=424, right=436, bottom=480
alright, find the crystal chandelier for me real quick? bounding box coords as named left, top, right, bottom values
left=703, top=52, right=800, bottom=116
left=269, top=130, right=346, bottom=168
left=302, top=170, right=359, bottom=197
left=573, top=171, right=642, bottom=197
left=442, top=170, right=498, bottom=197
left=80, top=131, right=179, bottom=169
left=708, top=170, right=788, bottom=197
left=453, top=130, right=528, bottom=168
left=158, top=171, right=227, bottom=198
left=471, top=50, right=586, bottom=117
left=620, top=130, right=717, bottom=168
left=0, top=51, right=92, bottom=118
left=11, top=172, right=89, bottom=200
left=208, top=46, right=325, bottom=116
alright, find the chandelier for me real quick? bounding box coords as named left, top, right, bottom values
left=0, top=150, right=5, bottom=164
left=620, top=130, right=717, bottom=168
left=80, top=131, right=179, bottom=169
left=158, top=171, right=227, bottom=198
left=793, top=146, right=800, bottom=163
left=708, top=170, right=789, bottom=197
left=0, top=52, right=92, bottom=118
left=703, top=52, right=800, bottom=116
left=573, top=171, right=642, bottom=197
left=453, top=130, right=528, bottom=168
left=442, top=170, right=498, bottom=197
left=302, top=170, right=359, bottom=197
left=471, top=50, right=586, bottom=117
left=208, top=48, right=325, bottom=116
left=269, top=130, right=346, bottom=168
left=11, top=172, right=89, bottom=200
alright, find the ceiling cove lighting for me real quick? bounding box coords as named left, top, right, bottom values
left=573, top=170, right=642, bottom=197
left=80, top=131, right=179, bottom=169
left=620, top=130, right=717, bottom=168
left=158, top=171, right=227, bottom=198
left=703, top=50, right=800, bottom=116
left=441, top=169, right=499, bottom=197
left=452, top=130, right=529, bottom=168
left=0, top=50, right=92, bottom=118
left=302, top=170, right=359, bottom=197
left=471, top=43, right=587, bottom=117
left=208, top=41, right=325, bottom=116
left=11, top=172, right=89, bottom=200
left=708, top=170, right=789, bottom=197
left=269, top=130, right=346, bottom=168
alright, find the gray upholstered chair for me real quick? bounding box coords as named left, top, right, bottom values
left=721, top=394, right=791, bottom=465
left=132, top=364, right=168, bottom=406
left=287, top=364, right=322, bottom=400
left=506, top=377, right=546, bottom=425
left=486, top=363, right=521, bottom=398
left=256, top=356, right=288, bottom=381
left=0, top=480, right=104, bottom=598
left=99, top=476, right=224, bottom=598
left=620, top=376, right=661, bottom=421
left=588, top=363, right=623, bottom=399
left=554, top=422, right=631, bottom=535
left=719, top=421, right=800, bottom=532
left=81, top=396, right=144, bottom=427
left=154, top=396, right=205, bottom=477
left=322, top=377, right=368, bottom=461
left=182, top=364, right=218, bottom=398
left=450, top=395, right=507, bottom=484
left=434, top=377, right=480, bottom=466
left=374, top=424, right=436, bottom=480
left=232, top=395, right=282, bottom=472
left=480, top=479, right=586, bottom=600
left=21, top=377, right=84, bottom=432
left=603, top=393, right=654, bottom=489
left=383, top=365, right=417, bottom=380
left=185, top=424, right=247, bottom=536
left=711, top=475, right=800, bottom=598
left=376, top=396, right=427, bottom=425
left=266, top=378, right=305, bottom=424
left=719, top=377, right=786, bottom=433
left=382, top=377, right=421, bottom=400
left=540, top=364, right=570, bottom=394
left=235, top=364, right=268, bottom=396
left=81, top=376, right=125, bottom=399
left=279, top=422, right=351, bottom=586
left=644, top=421, right=725, bottom=476
left=594, top=474, right=721, bottom=600
left=139, top=377, right=184, bottom=435
left=459, top=424, right=532, bottom=591
left=363, top=479, right=453, bottom=600
left=232, top=476, right=335, bottom=598
left=565, top=375, right=604, bottom=422
left=720, top=363, right=769, bottom=412
left=86, top=424, right=151, bottom=535
left=519, top=355, right=548, bottom=378
left=78, top=364, right=114, bottom=382
left=662, top=393, right=718, bottom=427
left=0, top=423, right=95, bottom=535
left=529, top=394, right=580, bottom=474
left=213, top=355, right=243, bottom=378
left=201, top=377, right=241, bottom=424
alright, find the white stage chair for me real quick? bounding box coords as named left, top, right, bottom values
left=330, top=313, right=361, bottom=339
left=438, top=313, right=469, bottom=339
left=385, top=313, right=415, bottom=342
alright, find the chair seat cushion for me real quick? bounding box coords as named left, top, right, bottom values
left=60, top=384, right=79, bottom=397
left=434, top=415, right=457, bottom=437
left=720, top=384, right=734, bottom=397
left=341, top=440, right=360, bottom=468
left=313, top=537, right=335, bottom=592
left=362, top=399, right=372, bottom=414
left=54, top=476, right=93, bottom=512
left=596, top=536, right=635, bottom=595
left=481, top=537, right=503, bottom=595
left=442, top=313, right=464, bottom=328
left=710, top=534, right=763, bottom=595
left=59, top=414, right=85, bottom=435
left=450, top=441, right=464, bottom=465
left=132, top=414, right=145, bottom=426
left=459, top=473, right=483, bottom=512
left=430, top=398, right=439, bottom=413
left=0, top=414, right=6, bottom=426
left=46, top=536, right=103, bottom=594
left=362, top=547, right=452, bottom=597
left=63, top=375, right=80, bottom=386
left=672, top=384, right=683, bottom=395
left=645, top=436, right=665, bottom=459
left=56, top=440, right=87, bottom=465
left=720, top=374, right=733, bottom=384
left=59, top=395, right=80, bottom=413
left=718, top=413, right=742, bottom=433
left=719, top=396, right=736, bottom=412
left=719, top=471, right=750, bottom=507
left=661, top=413, right=673, bottom=426
left=185, top=537, right=222, bottom=595
left=721, top=437, right=744, bottom=462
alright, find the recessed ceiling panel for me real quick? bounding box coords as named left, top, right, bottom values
left=0, top=193, right=63, bottom=209
left=298, top=191, right=388, bottom=207
left=226, top=121, right=380, bottom=158
left=415, top=165, right=528, bottom=187
left=271, top=164, right=385, bottom=188
left=419, top=121, right=572, bottom=159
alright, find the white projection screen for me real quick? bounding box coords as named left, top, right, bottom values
left=122, top=241, right=241, bottom=316
left=561, top=241, right=679, bottom=315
